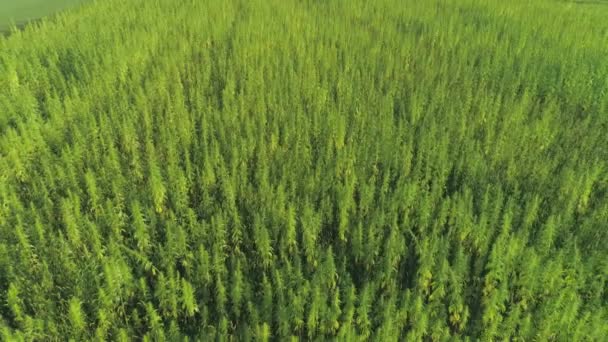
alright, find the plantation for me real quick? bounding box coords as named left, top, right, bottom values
left=0, top=0, right=607, bottom=340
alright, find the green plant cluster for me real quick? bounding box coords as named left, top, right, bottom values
left=0, top=0, right=607, bottom=340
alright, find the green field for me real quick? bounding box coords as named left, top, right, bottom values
left=0, top=0, right=607, bottom=340
left=0, top=0, right=86, bottom=31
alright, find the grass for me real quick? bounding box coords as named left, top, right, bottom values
left=0, top=0, right=86, bottom=31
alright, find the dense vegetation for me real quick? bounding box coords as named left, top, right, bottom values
left=1, top=0, right=607, bottom=340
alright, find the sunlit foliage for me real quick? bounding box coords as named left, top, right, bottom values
left=0, top=0, right=607, bottom=340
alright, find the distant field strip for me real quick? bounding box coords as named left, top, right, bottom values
left=0, top=0, right=87, bottom=31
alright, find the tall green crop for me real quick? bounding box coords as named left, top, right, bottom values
left=0, top=0, right=607, bottom=340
